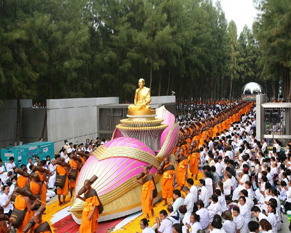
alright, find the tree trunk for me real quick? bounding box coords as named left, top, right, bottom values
left=16, top=98, right=20, bottom=145
left=229, top=78, right=233, bottom=100
left=41, top=110, right=47, bottom=139
left=149, top=66, right=153, bottom=90
left=166, top=67, right=171, bottom=95
left=272, top=78, right=276, bottom=100
left=221, top=75, right=224, bottom=99
left=158, top=70, right=162, bottom=96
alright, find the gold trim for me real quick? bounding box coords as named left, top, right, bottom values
left=128, top=109, right=156, bottom=116
left=157, top=123, right=179, bottom=159
left=116, top=124, right=168, bottom=131
left=92, top=146, right=161, bottom=168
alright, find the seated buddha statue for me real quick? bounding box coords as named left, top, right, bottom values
left=128, top=78, right=151, bottom=111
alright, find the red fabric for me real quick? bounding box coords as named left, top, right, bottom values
left=53, top=214, right=124, bottom=233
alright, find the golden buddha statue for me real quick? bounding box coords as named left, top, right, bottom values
left=128, top=79, right=152, bottom=111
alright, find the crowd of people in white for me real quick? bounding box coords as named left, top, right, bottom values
left=141, top=107, right=291, bottom=233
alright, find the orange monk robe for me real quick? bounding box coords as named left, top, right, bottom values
left=32, top=220, right=51, bottom=233
left=36, top=171, right=47, bottom=207
left=189, top=152, right=200, bottom=176
left=69, top=159, right=79, bottom=189
left=176, top=158, right=188, bottom=187
left=15, top=195, right=34, bottom=233
left=141, top=177, right=155, bottom=216
left=161, top=164, right=175, bottom=199
left=180, top=144, right=189, bottom=156
left=29, top=181, right=41, bottom=195
left=17, top=175, right=28, bottom=188
left=56, top=166, right=69, bottom=196
left=80, top=156, right=86, bottom=165
left=79, top=190, right=100, bottom=233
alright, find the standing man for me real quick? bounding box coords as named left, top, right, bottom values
left=175, top=149, right=188, bottom=189
left=157, top=157, right=175, bottom=206
left=6, top=157, right=16, bottom=173
left=135, top=166, right=156, bottom=219
left=77, top=180, right=101, bottom=233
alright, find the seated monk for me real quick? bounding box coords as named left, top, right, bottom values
left=128, top=78, right=151, bottom=111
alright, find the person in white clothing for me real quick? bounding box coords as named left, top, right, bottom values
left=232, top=206, right=248, bottom=233
left=204, top=172, right=213, bottom=197
left=222, top=172, right=233, bottom=196
left=137, top=218, right=155, bottom=233
left=221, top=211, right=236, bottom=233
left=184, top=213, right=202, bottom=233
left=209, top=214, right=226, bottom=233
left=0, top=160, right=6, bottom=183
left=215, top=189, right=228, bottom=212
left=183, top=186, right=195, bottom=225
left=187, top=179, right=198, bottom=204
left=233, top=168, right=249, bottom=200
left=259, top=219, right=273, bottom=233
left=48, top=158, right=57, bottom=189
left=5, top=157, right=15, bottom=174
left=196, top=200, right=210, bottom=230
left=251, top=206, right=268, bottom=222
left=167, top=205, right=180, bottom=225
left=207, top=194, right=222, bottom=222
left=265, top=203, right=278, bottom=233
left=156, top=210, right=173, bottom=233
left=199, top=179, right=210, bottom=208
left=27, top=158, right=34, bottom=174
left=0, top=186, right=13, bottom=217
left=237, top=196, right=251, bottom=227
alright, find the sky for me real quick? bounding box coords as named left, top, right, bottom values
left=213, top=0, right=259, bottom=34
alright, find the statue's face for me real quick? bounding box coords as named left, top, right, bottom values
left=138, top=79, right=145, bottom=88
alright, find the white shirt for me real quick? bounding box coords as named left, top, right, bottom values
left=205, top=178, right=213, bottom=196
left=5, top=162, right=15, bottom=173
left=199, top=186, right=210, bottom=208
left=225, top=151, right=233, bottom=160
left=223, top=178, right=233, bottom=196
left=233, top=214, right=248, bottom=233
left=223, top=220, right=236, bottom=233
left=258, top=212, right=268, bottom=221
left=0, top=166, right=6, bottom=182
left=207, top=202, right=222, bottom=222
left=238, top=203, right=251, bottom=225
left=218, top=195, right=228, bottom=212
left=190, top=222, right=202, bottom=233
left=267, top=212, right=277, bottom=233
left=143, top=226, right=155, bottom=233
left=0, top=193, right=13, bottom=213
left=184, top=192, right=195, bottom=213
left=210, top=229, right=226, bottom=233
left=27, top=162, right=33, bottom=174
left=158, top=217, right=173, bottom=233
left=196, top=208, right=210, bottom=229
left=215, top=163, right=223, bottom=176
left=190, top=185, right=198, bottom=203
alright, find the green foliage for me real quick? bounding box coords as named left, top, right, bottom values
left=1, top=0, right=287, bottom=102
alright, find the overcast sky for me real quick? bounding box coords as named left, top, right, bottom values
left=213, top=0, right=259, bottom=35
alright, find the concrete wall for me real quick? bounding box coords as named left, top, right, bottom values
left=0, top=100, right=32, bottom=149
left=47, top=97, right=119, bottom=151
left=22, top=108, right=47, bottom=143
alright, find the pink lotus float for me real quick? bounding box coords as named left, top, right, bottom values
left=69, top=106, right=179, bottom=222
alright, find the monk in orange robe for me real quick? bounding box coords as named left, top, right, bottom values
left=157, top=157, right=175, bottom=206
left=31, top=211, right=52, bottom=233
left=77, top=180, right=101, bottom=233
left=35, top=165, right=49, bottom=207
left=189, top=149, right=200, bottom=180
left=14, top=194, right=39, bottom=233
left=28, top=173, right=42, bottom=196
left=69, top=155, right=80, bottom=197
left=17, top=174, right=29, bottom=188
left=56, top=163, right=69, bottom=205
left=135, top=166, right=156, bottom=219
left=175, top=148, right=188, bottom=189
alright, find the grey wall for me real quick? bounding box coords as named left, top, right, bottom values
left=47, top=97, right=119, bottom=151
left=0, top=99, right=32, bottom=149
left=22, top=108, right=47, bottom=143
